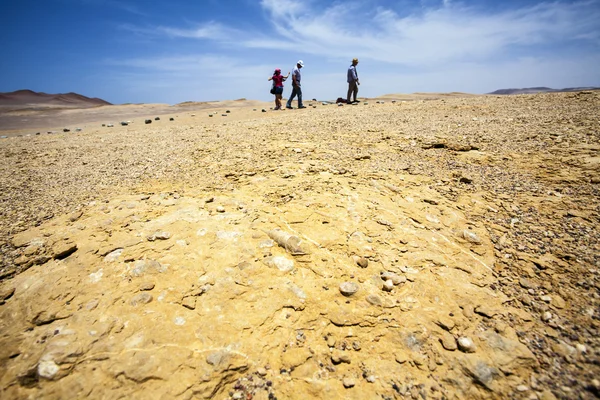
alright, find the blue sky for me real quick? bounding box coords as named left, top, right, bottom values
left=1, top=0, right=599, bottom=104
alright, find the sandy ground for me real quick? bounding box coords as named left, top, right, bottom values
left=0, top=92, right=599, bottom=399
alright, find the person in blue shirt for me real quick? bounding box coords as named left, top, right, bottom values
left=347, top=58, right=360, bottom=104
left=286, top=60, right=306, bottom=109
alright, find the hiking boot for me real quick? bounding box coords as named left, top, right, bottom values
left=286, top=105, right=293, bottom=109
left=298, top=105, right=307, bottom=109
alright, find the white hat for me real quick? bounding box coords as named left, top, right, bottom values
left=297, top=60, right=304, bottom=67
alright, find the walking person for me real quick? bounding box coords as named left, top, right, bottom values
left=286, top=60, right=306, bottom=109
left=268, top=68, right=290, bottom=110
left=347, top=58, right=360, bottom=104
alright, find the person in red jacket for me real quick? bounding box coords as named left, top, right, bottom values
left=268, top=68, right=290, bottom=110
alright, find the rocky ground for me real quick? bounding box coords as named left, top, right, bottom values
left=0, top=92, right=599, bottom=399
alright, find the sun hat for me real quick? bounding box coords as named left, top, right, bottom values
left=297, top=60, right=304, bottom=67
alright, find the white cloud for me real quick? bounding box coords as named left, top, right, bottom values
left=107, top=0, right=600, bottom=102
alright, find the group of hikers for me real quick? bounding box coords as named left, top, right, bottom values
left=268, top=58, right=360, bottom=110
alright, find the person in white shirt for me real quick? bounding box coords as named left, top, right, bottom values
left=286, top=60, right=306, bottom=109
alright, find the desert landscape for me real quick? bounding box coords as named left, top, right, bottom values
left=0, top=90, right=599, bottom=399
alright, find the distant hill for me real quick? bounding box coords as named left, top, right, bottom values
left=0, top=90, right=111, bottom=107
left=489, top=87, right=600, bottom=95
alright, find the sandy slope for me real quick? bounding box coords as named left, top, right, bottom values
left=0, top=92, right=599, bottom=399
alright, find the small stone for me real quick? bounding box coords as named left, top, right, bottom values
left=339, top=282, right=359, bottom=296
left=462, top=229, right=481, bottom=244
left=551, top=296, right=566, bottom=309
left=395, top=352, right=408, bottom=363
left=366, top=375, right=376, bottom=383
left=457, top=337, right=476, bottom=353
left=147, top=231, right=171, bottom=241
left=541, top=312, right=552, bottom=322
left=130, top=292, right=153, bottom=306
left=145, top=119, right=152, bottom=124
left=540, top=295, right=552, bottom=302
left=0, top=286, right=15, bottom=301
left=366, top=294, right=383, bottom=306
left=37, top=359, right=60, bottom=379
left=216, top=206, right=225, bottom=213
left=381, top=271, right=406, bottom=285
left=516, top=385, right=529, bottom=392
left=475, top=305, right=498, bottom=318
left=382, top=279, right=394, bottom=292
left=326, top=336, right=336, bottom=347
left=154, top=117, right=160, bottom=120
left=14, top=255, right=29, bottom=265
left=182, top=296, right=196, bottom=310
left=353, top=256, right=368, bottom=268
left=576, top=343, right=587, bottom=353
left=257, top=367, right=267, bottom=376
left=519, top=277, right=534, bottom=289
left=332, top=351, right=351, bottom=364
left=439, top=332, right=457, bottom=351
left=169, top=117, right=174, bottom=121
left=342, top=377, right=356, bottom=388
left=436, top=316, right=455, bottom=332
left=139, top=282, right=155, bottom=291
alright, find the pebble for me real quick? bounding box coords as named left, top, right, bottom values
left=520, top=278, right=534, bottom=289
left=145, top=119, right=152, bottom=124
left=37, top=359, right=60, bottom=379
left=516, top=385, right=529, bottom=392
left=462, top=229, right=481, bottom=244
left=439, top=332, right=457, bottom=351
left=366, top=294, right=383, bottom=306
left=395, top=352, right=408, bottom=364
left=382, top=279, right=394, bottom=291
left=339, top=282, right=359, bottom=296
left=353, top=255, right=368, bottom=268
left=380, top=271, right=406, bottom=285
left=540, top=295, right=552, bottom=302
left=326, top=336, right=336, bottom=347
left=139, top=282, right=155, bottom=291
left=457, top=337, right=476, bottom=353
left=366, top=375, right=376, bottom=383
left=130, top=292, right=153, bottom=306
left=342, top=377, right=356, bottom=388
left=436, top=316, right=455, bottom=332
left=331, top=351, right=351, bottom=364
left=257, top=367, right=267, bottom=376
left=541, top=312, right=552, bottom=322
left=216, top=205, right=225, bottom=213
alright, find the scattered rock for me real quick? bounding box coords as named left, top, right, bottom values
left=130, top=292, right=153, bottom=306
left=382, top=279, right=394, bottom=291
left=139, top=282, right=155, bottom=291
left=439, top=332, right=457, bottom=351
left=339, top=282, right=359, bottom=296
left=145, top=119, right=152, bottom=124
left=342, top=377, right=356, bottom=388
left=147, top=231, right=171, bottom=241
left=52, top=242, right=77, bottom=260
left=457, top=337, right=476, bottom=353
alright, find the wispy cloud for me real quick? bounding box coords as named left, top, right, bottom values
left=105, top=0, right=600, bottom=102
left=79, top=0, right=148, bottom=17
